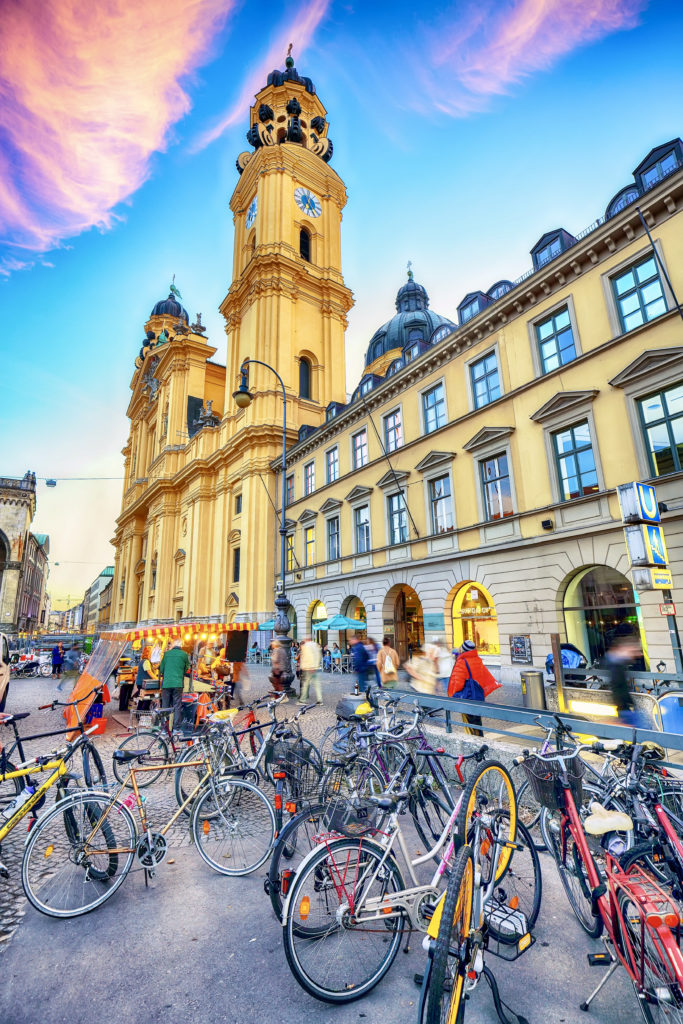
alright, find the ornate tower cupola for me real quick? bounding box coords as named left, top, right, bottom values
left=221, top=48, right=353, bottom=434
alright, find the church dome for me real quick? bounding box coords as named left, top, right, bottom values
left=364, top=273, right=455, bottom=368
left=151, top=291, right=189, bottom=324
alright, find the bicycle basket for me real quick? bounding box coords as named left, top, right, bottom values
left=271, top=739, right=322, bottom=802
left=326, top=795, right=378, bottom=838
left=521, top=753, right=584, bottom=811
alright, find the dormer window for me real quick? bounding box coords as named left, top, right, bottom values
left=642, top=150, right=678, bottom=189
left=326, top=405, right=337, bottom=421
left=458, top=292, right=490, bottom=326
left=360, top=378, right=374, bottom=395
left=404, top=344, right=419, bottom=363
left=606, top=186, right=640, bottom=219
left=537, top=237, right=561, bottom=267
left=530, top=229, right=576, bottom=271
left=487, top=281, right=513, bottom=301
left=386, top=358, right=404, bottom=377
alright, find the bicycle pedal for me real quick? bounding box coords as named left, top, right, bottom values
left=587, top=952, right=612, bottom=967
left=413, top=973, right=424, bottom=987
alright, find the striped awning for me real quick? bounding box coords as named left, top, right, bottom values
left=100, top=621, right=260, bottom=641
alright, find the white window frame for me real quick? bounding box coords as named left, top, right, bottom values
left=383, top=406, right=404, bottom=453
left=303, top=460, right=315, bottom=496
left=351, top=427, right=369, bottom=470
left=303, top=525, right=315, bottom=566
left=539, top=404, right=605, bottom=504
left=353, top=503, right=371, bottom=554
left=325, top=446, right=339, bottom=485
left=419, top=377, right=448, bottom=436
left=601, top=240, right=674, bottom=340
left=326, top=515, right=340, bottom=561
left=285, top=474, right=294, bottom=505
left=464, top=343, right=503, bottom=412
left=427, top=473, right=454, bottom=534
left=527, top=295, right=582, bottom=378
left=386, top=491, right=409, bottom=546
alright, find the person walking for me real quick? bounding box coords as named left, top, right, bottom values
left=158, top=638, right=190, bottom=730
left=376, top=636, right=400, bottom=688
left=448, top=640, right=501, bottom=737
left=426, top=638, right=452, bottom=697
left=365, top=638, right=380, bottom=685
left=349, top=634, right=369, bottom=694
left=52, top=642, right=65, bottom=690
left=605, top=631, right=648, bottom=728
left=269, top=640, right=288, bottom=693
left=298, top=636, right=323, bottom=705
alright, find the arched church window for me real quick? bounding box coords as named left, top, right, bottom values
left=300, top=227, right=311, bottom=262
left=299, top=357, right=312, bottom=399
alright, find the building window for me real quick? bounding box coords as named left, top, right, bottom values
left=232, top=547, right=241, bottom=583
left=612, top=255, right=667, bottom=334
left=299, top=357, right=311, bottom=399
left=387, top=493, right=408, bottom=545
left=552, top=421, right=599, bottom=501
left=642, top=151, right=678, bottom=189
left=286, top=475, right=294, bottom=505
left=422, top=383, right=446, bottom=434
left=326, top=447, right=339, bottom=484
left=304, top=526, right=315, bottom=566
left=360, top=378, right=373, bottom=395
left=429, top=475, right=453, bottom=533
left=299, top=227, right=311, bottom=262
left=404, top=344, right=419, bottom=363
left=234, top=494, right=242, bottom=515
left=327, top=517, right=340, bottom=560
left=480, top=453, right=513, bottom=520
left=354, top=505, right=371, bottom=553
left=536, top=306, right=576, bottom=373
left=638, top=382, right=683, bottom=476
left=470, top=352, right=501, bottom=409
left=384, top=409, right=403, bottom=452
left=460, top=297, right=482, bottom=324
left=536, top=236, right=562, bottom=267
left=304, top=461, right=315, bottom=495
left=352, top=429, right=368, bottom=469
left=286, top=535, right=295, bottom=572
left=326, top=406, right=337, bottom=421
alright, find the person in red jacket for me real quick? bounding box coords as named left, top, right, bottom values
left=448, top=640, right=501, bottom=736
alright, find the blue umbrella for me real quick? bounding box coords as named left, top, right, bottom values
left=314, top=614, right=366, bottom=630
left=259, top=620, right=276, bottom=631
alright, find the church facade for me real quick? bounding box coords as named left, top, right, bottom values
left=111, top=59, right=683, bottom=679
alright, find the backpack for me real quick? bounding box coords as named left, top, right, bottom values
left=384, top=653, right=396, bottom=675
left=459, top=661, right=485, bottom=702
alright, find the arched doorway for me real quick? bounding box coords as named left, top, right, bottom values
left=0, top=531, right=7, bottom=610
left=452, top=582, right=500, bottom=655
left=563, top=566, right=647, bottom=668
left=383, top=585, right=423, bottom=661
left=287, top=606, right=298, bottom=641
left=342, top=595, right=367, bottom=640
left=309, top=599, right=327, bottom=647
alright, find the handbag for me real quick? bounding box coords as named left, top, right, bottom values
left=383, top=653, right=397, bottom=675
left=459, top=661, right=485, bottom=702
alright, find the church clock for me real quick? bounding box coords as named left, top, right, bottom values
left=246, top=196, right=257, bottom=229
left=294, top=187, right=322, bottom=218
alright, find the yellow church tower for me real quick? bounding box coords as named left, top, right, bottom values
left=221, top=51, right=353, bottom=423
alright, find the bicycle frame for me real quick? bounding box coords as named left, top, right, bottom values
left=0, top=757, right=69, bottom=843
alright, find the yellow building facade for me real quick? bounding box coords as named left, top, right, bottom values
left=111, top=59, right=683, bottom=680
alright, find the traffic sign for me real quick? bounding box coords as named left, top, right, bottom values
left=645, top=524, right=668, bottom=566
left=617, top=481, right=661, bottom=524
left=660, top=603, right=677, bottom=616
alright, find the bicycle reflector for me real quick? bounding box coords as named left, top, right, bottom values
left=285, top=801, right=297, bottom=814
left=274, top=794, right=282, bottom=811
left=299, top=896, right=310, bottom=920
left=202, top=820, right=210, bottom=835
left=44, top=844, right=54, bottom=858
left=281, top=869, right=293, bottom=895
left=647, top=912, right=680, bottom=929
left=273, top=771, right=286, bottom=780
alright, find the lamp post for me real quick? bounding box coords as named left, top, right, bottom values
left=233, top=358, right=293, bottom=693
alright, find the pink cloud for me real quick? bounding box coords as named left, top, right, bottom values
left=0, top=0, right=236, bottom=265
left=195, top=0, right=332, bottom=149
left=418, top=0, right=647, bottom=115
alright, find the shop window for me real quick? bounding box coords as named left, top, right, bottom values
left=310, top=600, right=327, bottom=639
left=423, top=383, right=447, bottom=434
left=470, top=352, right=501, bottom=409
left=299, top=357, right=312, bottom=399
left=612, top=255, right=667, bottom=334
left=452, top=582, right=500, bottom=655
left=563, top=565, right=646, bottom=668
left=552, top=421, right=599, bottom=501
left=300, top=227, right=311, bottom=262
left=327, top=517, right=340, bottom=560
left=638, top=382, right=683, bottom=476
left=480, top=453, right=514, bottom=520
left=536, top=307, right=577, bottom=373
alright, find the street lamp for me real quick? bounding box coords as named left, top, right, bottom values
left=232, top=358, right=293, bottom=693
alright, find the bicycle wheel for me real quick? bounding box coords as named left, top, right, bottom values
left=541, top=804, right=602, bottom=938
left=485, top=814, right=542, bottom=943
left=455, top=760, right=516, bottom=882
left=191, top=777, right=275, bottom=876
left=112, top=731, right=170, bottom=788
left=511, top=763, right=546, bottom=852
left=267, top=802, right=328, bottom=921
left=319, top=756, right=385, bottom=802
left=82, top=741, right=107, bottom=789
left=283, top=837, right=406, bottom=1003
left=425, top=844, right=474, bottom=1024
left=410, top=787, right=455, bottom=861
left=22, top=790, right=136, bottom=918
left=617, top=884, right=683, bottom=1023
left=0, top=759, right=22, bottom=815
left=175, top=738, right=236, bottom=813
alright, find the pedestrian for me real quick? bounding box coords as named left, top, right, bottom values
left=122, top=645, right=156, bottom=711
left=331, top=643, right=341, bottom=670
left=365, top=638, right=380, bottom=685
left=299, top=636, right=323, bottom=705
left=321, top=644, right=331, bottom=672
left=52, top=642, right=65, bottom=689
left=377, top=636, right=400, bottom=688
left=158, top=638, right=190, bottom=730
left=605, top=630, right=649, bottom=729
left=348, top=634, right=369, bottom=694
left=425, top=638, right=453, bottom=697
left=269, top=639, right=288, bottom=693
left=231, top=658, right=248, bottom=707
left=448, top=640, right=501, bottom=737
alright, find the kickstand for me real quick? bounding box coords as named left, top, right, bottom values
left=580, top=959, right=619, bottom=1012
left=483, top=965, right=529, bottom=1024
left=144, top=869, right=149, bottom=888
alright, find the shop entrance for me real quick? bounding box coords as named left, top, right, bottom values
left=383, top=585, right=424, bottom=661
left=341, top=596, right=367, bottom=641
left=452, top=582, right=500, bottom=655
left=563, top=566, right=647, bottom=668
left=309, top=600, right=328, bottom=647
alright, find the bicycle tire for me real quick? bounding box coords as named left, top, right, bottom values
left=112, top=731, right=170, bottom=788
left=0, top=759, right=23, bottom=816
left=22, top=789, right=136, bottom=918
left=267, top=801, right=328, bottom=921
left=512, top=768, right=546, bottom=852
left=425, top=844, right=474, bottom=1024
left=175, top=737, right=237, bottom=813
left=191, top=777, right=275, bottom=876
left=82, top=741, right=107, bottom=789
left=541, top=799, right=602, bottom=938
left=455, top=760, right=516, bottom=882
left=486, top=814, right=542, bottom=943
left=319, top=756, right=385, bottom=802
left=619, top=842, right=678, bottom=897
left=616, top=882, right=683, bottom=1023
left=410, top=787, right=455, bottom=861
left=283, top=836, right=406, bottom=1003
left=248, top=726, right=265, bottom=757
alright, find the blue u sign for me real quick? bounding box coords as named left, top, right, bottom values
left=637, top=483, right=660, bottom=524
left=646, top=524, right=668, bottom=566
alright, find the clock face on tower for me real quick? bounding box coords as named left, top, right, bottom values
left=246, top=196, right=257, bottom=229
left=294, top=187, right=322, bottom=218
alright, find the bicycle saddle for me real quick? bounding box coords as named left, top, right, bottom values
left=0, top=712, right=30, bottom=725
left=584, top=802, right=633, bottom=835
left=371, top=790, right=410, bottom=810
left=113, top=748, right=150, bottom=762
left=209, top=709, right=239, bottom=720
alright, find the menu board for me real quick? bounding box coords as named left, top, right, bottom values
left=509, top=634, right=533, bottom=664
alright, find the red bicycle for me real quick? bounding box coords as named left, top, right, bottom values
left=522, top=722, right=683, bottom=1022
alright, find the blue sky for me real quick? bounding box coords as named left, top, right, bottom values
left=1, top=0, right=681, bottom=605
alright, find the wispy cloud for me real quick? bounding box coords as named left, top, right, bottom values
left=195, top=0, right=332, bottom=149
left=417, top=0, right=647, bottom=116
left=0, top=0, right=236, bottom=272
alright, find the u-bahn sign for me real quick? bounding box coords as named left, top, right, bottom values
left=618, top=481, right=673, bottom=592
left=617, top=481, right=660, bottom=524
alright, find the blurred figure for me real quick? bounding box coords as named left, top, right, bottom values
left=606, top=631, right=648, bottom=729
left=448, top=640, right=501, bottom=737
left=365, top=638, right=380, bottom=684
left=269, top=640, right=288, bottom=693
left=349, top=635, right=369, bottom=694
left=377, top=636, right=400, bottom=688
left=425, top=638, right=452, bottom=697
left=299, top=636, right=323, bottom=705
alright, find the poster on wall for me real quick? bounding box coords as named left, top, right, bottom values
left=423, top=613, right=446, bottom=632
left=509, top=634, right=533, bottom=664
